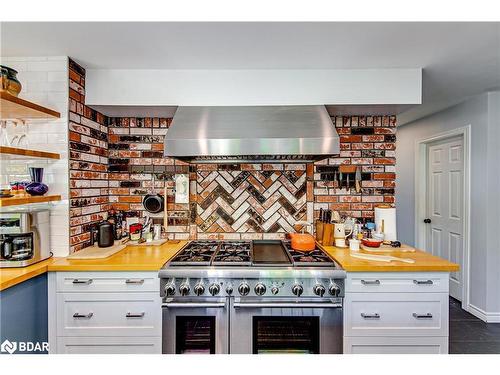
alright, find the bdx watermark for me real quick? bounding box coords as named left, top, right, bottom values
left=1, top=339, right=49, bottom=354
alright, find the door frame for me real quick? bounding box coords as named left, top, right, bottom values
left=414, top=125, right=471, bottom=307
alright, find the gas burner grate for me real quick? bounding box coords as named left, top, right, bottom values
left=284, top=242, right=335, bottom=267
left=212, top=241, right=252, bottom=266
left=169, top=241, right=220, bottom=266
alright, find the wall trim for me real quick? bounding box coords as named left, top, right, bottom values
left=414, top=125, right=471, bottom=310
left=467, top=304, right=500, bottom=323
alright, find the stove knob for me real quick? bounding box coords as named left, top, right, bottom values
left=194, top=282, right=205, bottom=296
left=238, top=282, right=250, bottom=296
left=164, top=282, right=176, bottom=296
left=329, top=282, right=341, bottom=297
left=209, top=283, right=220, bottom=296
left=271, top=285, right=279, bottom=295
left=254, top=283, right=266, bottom=296
left=292, top=284, right=303, bottom=297
left=225, top=284, right=234, bottom=295
left=313, top=284, right=326, bottom=297
left=179, top=282, right=190, bottom=296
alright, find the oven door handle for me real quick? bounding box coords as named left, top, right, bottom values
left=162, top=302, right=226, bottom=308
left=233, top=302, right=342, bottom=309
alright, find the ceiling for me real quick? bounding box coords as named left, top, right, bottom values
left=1, top=22, right=499, bottom=124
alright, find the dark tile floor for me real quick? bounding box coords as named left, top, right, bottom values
left=449, top=297, right=500, bottom=354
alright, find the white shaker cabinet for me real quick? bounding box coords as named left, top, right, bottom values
left=343, top=272, right=450, bottom=354
left=48, top=271, right=162, bottom=354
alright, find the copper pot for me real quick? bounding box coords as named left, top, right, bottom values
left=0, top=65, right=22, bottom=96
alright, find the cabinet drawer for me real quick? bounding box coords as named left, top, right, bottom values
left=344, top=336, right=448, bottom=354
left=56, top=336, right=161, bottom=354
left=56, top=292, right=161, bottom=337
left=56, top=272, right=159, bottom=292
left=344, top=292, right=448, bottom=337
left=346, top=272, right=449, bottom=293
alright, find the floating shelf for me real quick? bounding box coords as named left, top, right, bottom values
left=0, top=91, right=61, bottom=119
left=0, top=194, right=62, bottom=207
left=0, top=146, right=60, bottom=160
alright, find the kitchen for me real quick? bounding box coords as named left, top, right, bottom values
left=1, top=16, right=499, bottom=365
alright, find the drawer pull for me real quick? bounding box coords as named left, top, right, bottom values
left=125, top=279, right=145, bottom=285
left=361, top=313, right=380, bottom=319
left=413, top=279, right=433, bottom=285
left=72, top=279, right=93, bottom=285
left=413, top=313, right=433, bottom=319
left=361, top=279, right=380, bottom=285
left=73, top=312, right=93, bottom=319
left=126, top=312, right=145, bottom=318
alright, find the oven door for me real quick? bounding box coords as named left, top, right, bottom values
left=162, top=297, right=229, bottom=354
left=230, top=297, right=343, bottom=354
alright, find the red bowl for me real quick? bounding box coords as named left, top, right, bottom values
left=361, top=238, right=383, bottom=248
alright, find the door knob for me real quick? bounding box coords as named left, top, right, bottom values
left=423, top=218, right=431, bottom=224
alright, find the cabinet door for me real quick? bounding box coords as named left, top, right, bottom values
left=345, top=292, right=448, bottom=337
left=56, top=336, right=161, bottom=354
left=57, top=292, right=161, bottom=337
left=344, top=336, right=448, bottom=354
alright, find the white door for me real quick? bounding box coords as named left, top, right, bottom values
left=425, top=136, right=464, bottom=300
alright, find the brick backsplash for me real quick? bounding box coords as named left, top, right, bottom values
left=67, top=62, right=396, bottom=247
left=68, top=59, right=109, bottom=252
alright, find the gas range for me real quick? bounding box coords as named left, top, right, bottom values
left=159, top=239, right=346, bottom=299
left=159, top=239, right=346, bottom=354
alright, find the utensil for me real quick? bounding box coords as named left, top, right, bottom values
left=355, top=166, right=362, bottom=193
left=338, top=170, right=343, bottom=190
left=350, top=252, right=415, bottom=264
left=346, top=173, right=350, bottom=193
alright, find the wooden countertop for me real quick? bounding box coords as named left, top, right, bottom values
left=322, top=245, right=459, bottom=272
left=47, top=241, right=187, bottom=272
left=0, top=258, right=56, bottom=291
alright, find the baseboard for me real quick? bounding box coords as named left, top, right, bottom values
left=467, top=303, right=500, bottom=323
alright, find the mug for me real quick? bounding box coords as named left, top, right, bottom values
left=349, top=239, right=360, bottom=252
left=334, top=223, right=353, bottom=240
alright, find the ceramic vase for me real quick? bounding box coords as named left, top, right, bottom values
left=25, top=167, right=49, bottom=196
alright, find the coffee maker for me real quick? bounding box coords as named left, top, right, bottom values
left=0, top=210, right=52, bottom=268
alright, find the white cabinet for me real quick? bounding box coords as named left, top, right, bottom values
left=343, top=272, right=450, bottom=354
left=49, top=271, right=162, bottom=354
left=344, top=336, right=448, bottom=354
left=57, top=336, right=162, bottom=354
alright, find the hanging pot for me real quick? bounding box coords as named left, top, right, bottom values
left=142, top=174, right=164, bottom=214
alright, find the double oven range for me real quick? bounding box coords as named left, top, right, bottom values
left=159, top=240, right=346, bottom=354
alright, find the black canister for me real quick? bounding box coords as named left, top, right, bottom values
left=92, top=220, right=115, bottom=248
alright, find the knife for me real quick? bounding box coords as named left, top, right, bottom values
left=355, top=166, right=362, bottom=193
left=347, top=173, right=350, bottom=193
left=338, top=170, right=343, bottom=191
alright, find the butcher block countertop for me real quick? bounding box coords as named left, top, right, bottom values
left=48, top=241, right=187, bottom=272
left=0, top=258, right=56, bottom=291
left=322, top=245, right=459, bottom=272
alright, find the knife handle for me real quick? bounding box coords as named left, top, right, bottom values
left=355, top=179, right=361, bottom=193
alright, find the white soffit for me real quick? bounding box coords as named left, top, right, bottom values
left=85, top=69, right=422, bottom=107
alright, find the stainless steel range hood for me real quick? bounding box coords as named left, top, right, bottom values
left=163, top=106, right=340, bottom=163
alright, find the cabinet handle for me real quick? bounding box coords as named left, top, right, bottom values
left=72, top=279, right=93, bottom=285
left=361, top=279, right=380, bottom=285
left=126, top=312, right=145, bottom=318
left=413, top=279, right=433, bottom=285
left=125, top=279, right=145, bottom=285
left=361, top=313, right=380, bottom=319
left=413, top=313, right=433, bottom=319
left=73, top=312, right=93, bottom=319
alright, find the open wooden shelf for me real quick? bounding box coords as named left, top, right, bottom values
left=0, top=91, right=61, bottom=119
left=0, top=146, right=60, bottom=160
left=0, top=194, right=62, bottom=207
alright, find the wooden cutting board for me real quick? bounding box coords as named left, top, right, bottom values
left=128, top=239, right=168, bottom=246
left=67, top=243, right=126, bottom=259
left=360, top=243, right=416, bottom=253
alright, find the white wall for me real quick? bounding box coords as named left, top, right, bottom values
left=85, top=68, right=422, bottom=106
left=1, top=56, right=70, bottom=257
left=396, top=91, right=500, bottom=321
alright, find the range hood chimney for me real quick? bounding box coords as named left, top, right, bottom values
left=164, top=105, right=339, bottom=163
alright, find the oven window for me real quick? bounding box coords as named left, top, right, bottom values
left=176, top=316, right=216, bottom=354
left=252, top=316, right=320, bottom=354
